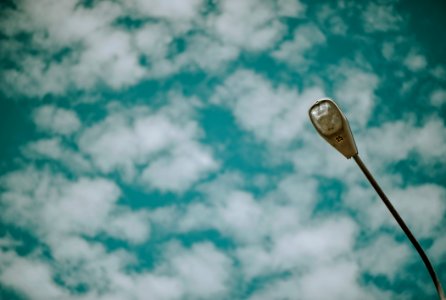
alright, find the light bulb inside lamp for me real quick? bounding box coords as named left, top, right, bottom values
left=310, top=101, right=343, bottom=135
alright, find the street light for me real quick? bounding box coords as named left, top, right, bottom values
left=309, top=98, right=445, bottom=300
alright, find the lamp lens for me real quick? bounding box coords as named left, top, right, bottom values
left=310, top=101, right=342, bottom=135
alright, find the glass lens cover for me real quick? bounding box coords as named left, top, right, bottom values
left=310, top=101, right=343, bottom=135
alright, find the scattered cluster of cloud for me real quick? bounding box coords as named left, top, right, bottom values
left=362, top=2, right=404, bottom=33
left=77, top=98, right=218, bottom=192
left=212, top=69, right=325, bottom=145
left=0, top=0, right=445, bottom=299
left=0, top=0, right=307, bottom=97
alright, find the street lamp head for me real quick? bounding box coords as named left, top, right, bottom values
left=309, top=98, right=358, bottom=159
left=309, top=99, right=446, bottom=300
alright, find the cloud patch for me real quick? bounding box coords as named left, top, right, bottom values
left=213, top=69, right=325, bottom=146
left=78, top=98, right=219, bottom=192
left=33, top=105, right=81, bottom=136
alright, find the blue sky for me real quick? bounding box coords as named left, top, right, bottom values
left=0, top=0, right=445, bottom=299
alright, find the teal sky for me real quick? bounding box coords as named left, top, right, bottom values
left=1, top=0, right=446, bottom=299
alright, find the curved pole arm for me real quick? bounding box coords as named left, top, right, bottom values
left=353, top=154, right=445, bottom=300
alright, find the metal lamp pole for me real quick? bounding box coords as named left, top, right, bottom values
left=308, top=98, right=445, bottom=300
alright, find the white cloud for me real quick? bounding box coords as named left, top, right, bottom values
left=276, top=0, right=306, bottom=17
left=0, top=167, right=150, bottom=244
left=404, top=50, right=427, bottom=72
left=357, top=234, right=412, bottom=280
left=213, top=69, right=325, bottom=146
left=72, top=28, right=146, bottom=90
left=106, top=241, right=234, bottom=300
left=1, top=57, right=71, bottom=97
left=0, top=252, right=67, bottom=300
left=344, top=180, right=392, bottom=232
left=249, top=260, right=376, bottom=300
left=363, top=117, right=446, bottom=165
left=273, top=217, right=356, bottom=266
left=134, top=23, right=172, bottom=58
left=430, top=88, right=446, bottom=107
left=382, top=42, right=396, bottom=60
left=42, top=235, right=141, bottom=298
left=158, top=172, right=363, bottom=289
left=0, top=0, right=144, bottom=96
left=0, top=0, right=120, bottom=48
left=33, top=105, right=81, bottom=135
left=296, top=261, right=372, bottom=300
left=24, top=138, right=92, bottom=173
left=132, top=274, right=183, bottom=300
left=133, top=23, right=182, bottom=78
left=134, top=23, right=239, bottom=77
left=0, top=0, right=188, bottom=96
left=0, top=235, right=22, bottom=249
left=175, top=172, right=319, bottom=245
left=218, top=191, right=264, bottom=238
left=237, top=216, right=358, bottom=280
left=141, top=142, right=218, bottom=192
left=209, top=0, right=287, bottom=51
left=106, top=209, right=152, bottom=244
left=0, top=166, right=167, bottom=299
left=332, top=66, right=379, bottom=128
left=126, top=0, right=204, bottom=21
left=128, top=0, right=295, bottom=75
left=78, top=99, right=218, bottom=192
left=343, top=172, right=446, bottom=241
left=0, top=0, right=301, bottom=97
left=176, top=34, right=240, bottom=72
left=431, top=65, right=446, bottom=80
left=41, top=177, right=121, bottom=237
left=272, top=23, right=326, bottom=67
left=362, top=3, right=404, bottom=32
left=163, top=242, right=233, bottom=299
left=25, top=138, right=65, bottom=158
left=1, top=242, right=231, bottom=300
left=315, top=4, right=348, bottom=35
left=179, top=189, right=265, bottom=244
left=388, top=184, right=446, bottom=238
left=430, top=234, right=446, bottom=261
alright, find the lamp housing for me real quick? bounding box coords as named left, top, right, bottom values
left=309, top=98, right=358, bottom=158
